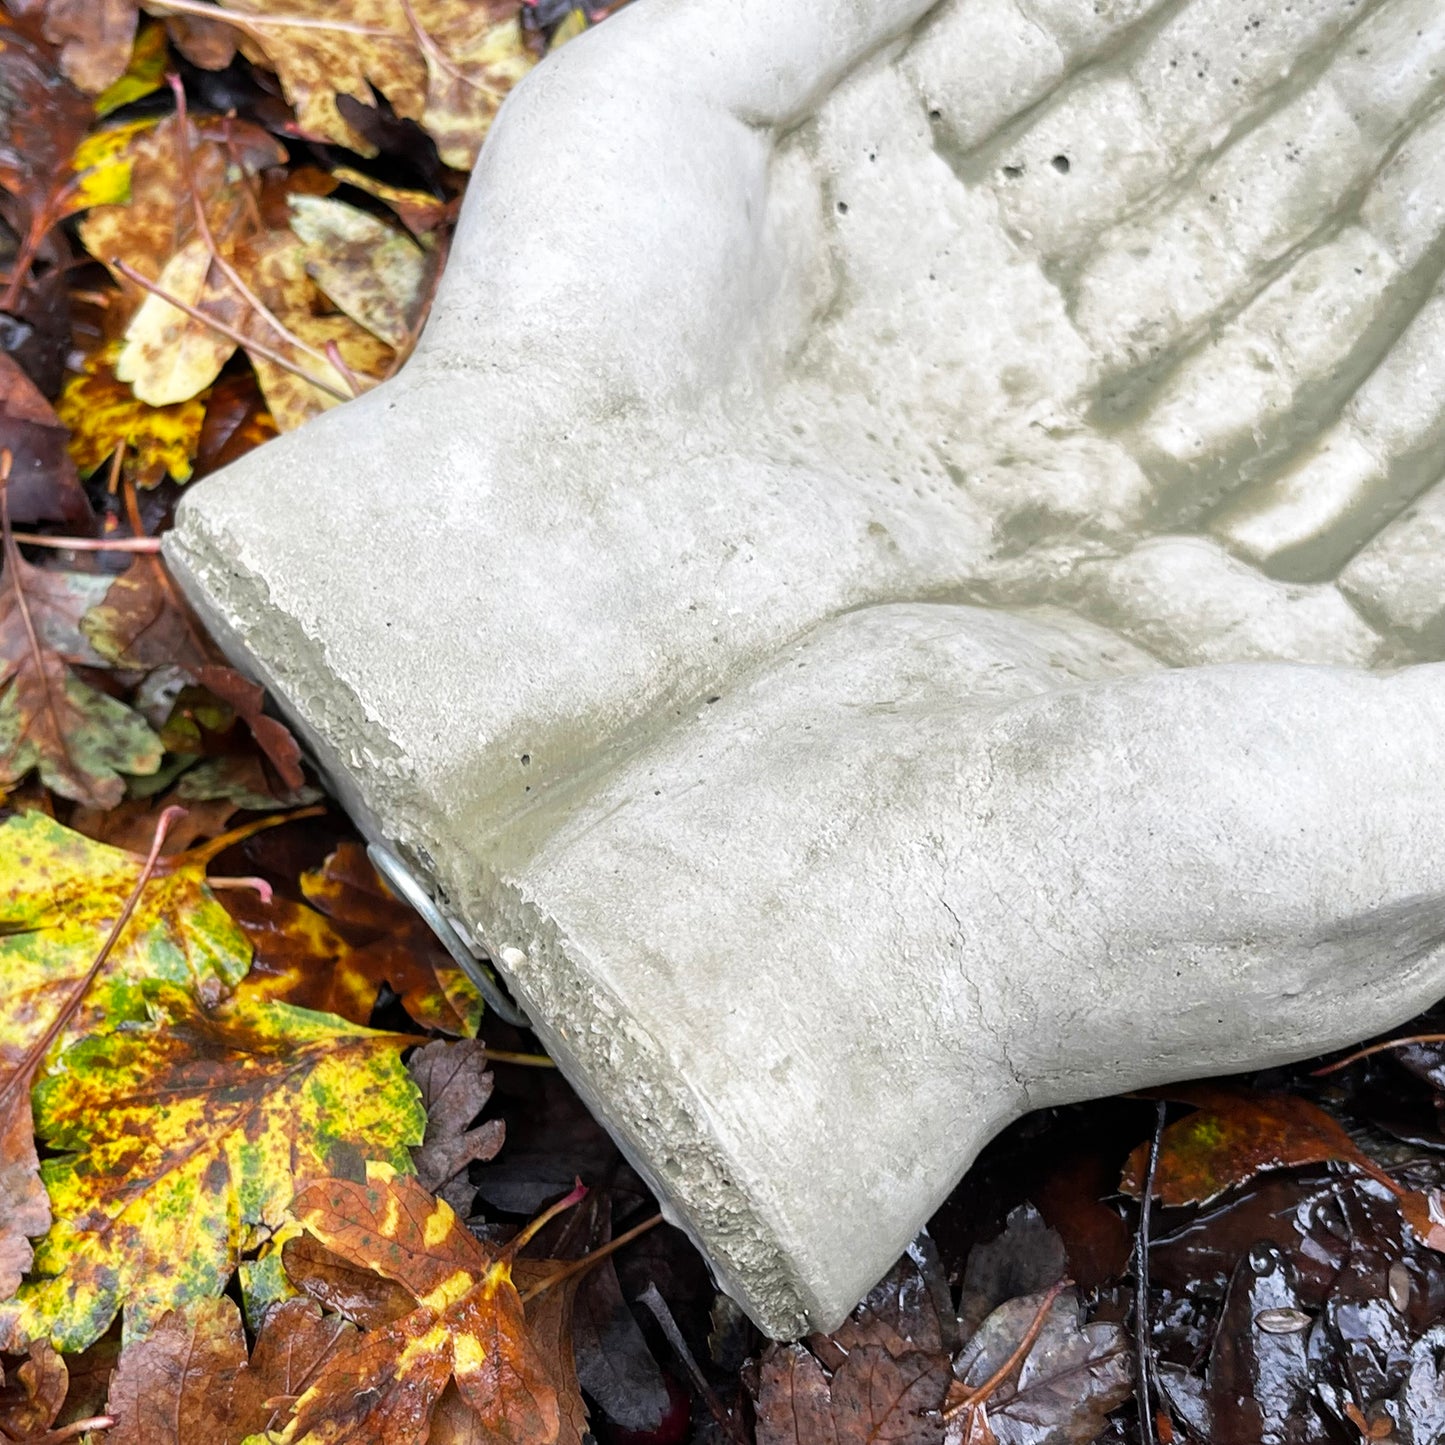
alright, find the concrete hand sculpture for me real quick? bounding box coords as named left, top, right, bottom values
left=166, top=0, right=1445, bottom=1335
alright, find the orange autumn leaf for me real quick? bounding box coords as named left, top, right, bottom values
left=275, top=1164, right=585, bottom=1445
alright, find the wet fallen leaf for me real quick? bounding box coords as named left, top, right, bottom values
left=948, top=1288, right=1132, bottom=1445
left=0, top=984, right=425, bottom=1351
left=18, top=0, right=141, bottom=94
left=69, top=792, right=238, bottom=855
left=756, top=1340, right=948, bottom=1445
left=193, top=369, right=276, bottom=478
left=104, top=1294, right=244, bottom=1445
left=1121, top=1088, right=1387, bottom=1207
left=56, top=342, right=206, bottom=486
left=301, top=842, right=482, bottom=1036
left=0, top=354, right=94, bottom=527
left=273, top=1164, right=584, bottom=1445
left=105, top=1293, right=354, bottom=1443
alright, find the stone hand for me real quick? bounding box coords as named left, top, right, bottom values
left=168, top=0, right=1445, bottom=1335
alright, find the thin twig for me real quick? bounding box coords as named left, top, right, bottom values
left=146, top=0, right=396, bottom=40
left=518, top=1212, right=661, bottom=1302
left=508, top=1179, right=587, bottom=1256
left=1135, top=1100, right=1166, bottom=1445
left=10, top=533, right=161, bottom=553
left=485, top=1049, right=555, bottom=1068
left=111, top=257, right=352, bottom=402
left=0, top=805, right=186, bottom=1112
left=1313, top=1034, right=1445, bottom=1076
left=167, top=75, right=353, bottom=388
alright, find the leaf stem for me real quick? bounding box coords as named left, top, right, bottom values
left=944, top=1278, right=1071, bottom=1423
left=145, top=0, right=397, bottom=39
left=508, top=1178, right=587, bottom=1257
left=10, top=533, right=162, bottom=553
left=518, top=1212, right=662, bottom=1302
left=1313, top=1034, right=1445, bottom=1076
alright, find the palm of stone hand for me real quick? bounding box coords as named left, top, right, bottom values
left=169, top=0, right=1445, bottom=1335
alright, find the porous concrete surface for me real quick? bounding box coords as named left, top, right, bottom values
left=167, top=0, right=1445, bottom=1334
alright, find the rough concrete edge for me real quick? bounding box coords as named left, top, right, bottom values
left=460, top=863, right=832, bottom=1338
left=161, top=507, right=411, bottom=838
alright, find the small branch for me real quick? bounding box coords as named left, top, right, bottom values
left=11, top=533, right=161, bottom=553
left=146, top=0, right=397, bottom=39
left=519, top=1212, right=662, bottom=1302
left=1134, top=1101, right=1166, bottom=1445
left=112, top=257, right=353, bottom=402
left=1314, top=1034, right=1445, bottom=1076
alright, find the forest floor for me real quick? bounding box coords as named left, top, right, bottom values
left=0, top=4, right=1443, bottom=1442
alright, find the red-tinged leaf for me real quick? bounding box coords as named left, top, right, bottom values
left=196, top=664, right=305, bottom=794
left=106, top=1294, right=355, bottom=1445
left=1398, top=1190, right=1445, bottom=1254
left=302, top=843, right=481, bottom=1036
left=1120, top=1087, right=1394, bottom=1206
left=227, top=890, right=380, bottom=1029
left=279, top=1166, right=585, bottom=1445
left=0, top=354, right=93, bottom=528
left=282, top=1231, right=420, bottom=1333
left=229, top=1297, right=355, bottom=1438
left=193, top=371, right=278, bottom=480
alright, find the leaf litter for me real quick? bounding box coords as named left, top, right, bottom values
left=0, top=4, right=1443, bottom=1443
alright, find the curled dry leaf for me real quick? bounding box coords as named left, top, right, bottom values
left=0, top=984, right=425, bottom=1351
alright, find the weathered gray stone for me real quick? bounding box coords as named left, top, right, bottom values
left=165, top=0, right=1445, bottom=1336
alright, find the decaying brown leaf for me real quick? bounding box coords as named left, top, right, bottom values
left=0, top=1337, right=68, bottom=1440
left=408, top=1038, right=506, bottom=1194
left=300, top=842, right=482, bottom=1036
left=272, top=1164, right=586, bottom=1445
left=105, top=1294, right=354, bottom=1444
left=0, top=355, right=93, bottom=528
left=0, top=489, right=163, bottom=807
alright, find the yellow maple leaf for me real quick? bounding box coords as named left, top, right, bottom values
left=0, top=811, right=250, bottom=1073
left=0, top=986, right=425, bottom=1353
left=56, top=343, right=206, bottom=486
